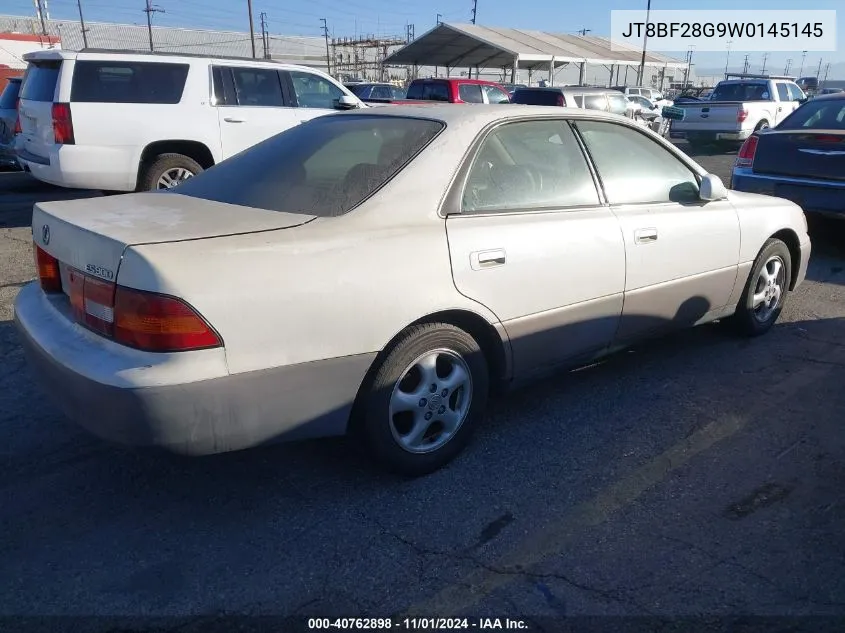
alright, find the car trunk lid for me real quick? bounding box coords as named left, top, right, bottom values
left=32, top=192, right=317, bottom=283
left=674, top=102, right=743, bottom=130
left=752, top=129, right=845, bottom=181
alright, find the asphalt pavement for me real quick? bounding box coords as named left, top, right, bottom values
left=1, top=145, right=845, bottom=632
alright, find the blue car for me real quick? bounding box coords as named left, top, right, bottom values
left=731, top=92, right=845, bottom=219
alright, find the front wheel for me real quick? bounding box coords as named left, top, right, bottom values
left=359, top=323, right=489, bottom=476
left=729, top=238, right=792, bottom=337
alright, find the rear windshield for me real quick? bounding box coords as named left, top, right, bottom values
left=778, top=99, right=845, bottom=130
left=20, top=61, right=61, bottom=102
left=173, top=115, right=444, bottom=216
left=70, top=61, right=189, bottom=104
left=710, top=82, right=772, bottom=102
left=511, top=90, right=561, bottom=106
left=0, top=80, right=21, bottom=108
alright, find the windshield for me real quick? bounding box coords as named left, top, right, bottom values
left=710, top=82, right=772, bottom=102
left=778, top=99, right=845, bottom=130
left=0, top=80, right=21, bottom=109
left=174, top=114, right=444, bottom=216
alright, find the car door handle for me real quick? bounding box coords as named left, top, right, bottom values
left=224, top=117, right=246, bottom=123
left=471, top=249, right=506, bottom=269
left=634, top=228, right=658, bottom=244
left=777, top=106, right=783, bottom=112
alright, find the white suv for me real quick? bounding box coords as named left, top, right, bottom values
left=15, top=49, right=366, bottom=191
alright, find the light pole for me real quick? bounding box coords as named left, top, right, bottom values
left=723, top=40, right=732, bottom=78
left=637, top=0, right=652, bottom=86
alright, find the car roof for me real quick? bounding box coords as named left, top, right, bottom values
left=412, top=77, right=504, bottom=86
left=348, top=103, right=635, bottom=126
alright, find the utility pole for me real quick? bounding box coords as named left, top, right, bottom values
left=637, top=0, right=652, bottom=86
left=761, top=52, right=768, bottom=74
left=320, top=18, right=331, bottom=74
left=76, top=0, right=88, bottom=48
left=798, top=50, right=807, bottom=76
left=246, top=0, right=256, bottom=58
left=471, top=0, right=477, bottom=24
left=742, top=54, right=749, bottom=74
left=724, top=40, right=732, bottom=77
left=784, top=58, right=791, bottom=75
left=34, top=0, right=49, bottom=37
left=577, top=28, right=591, bottom=36
left=815, top=57, right=823, bottom=78
left=822, top=62, right=830, bottom=87
left=259, top=12, right=269, bottom=59
left=436, top=13, right=442, bottom=25
left=682, top=46, right=694, bottom=87
left=143, top=1, right=164, bottom=52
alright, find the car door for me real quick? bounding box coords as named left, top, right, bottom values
left=572, top=119, right=740, bottom=342
left=214, top=65, right=294, bottom=159
left=444, top=118, right=626, bottom=379
left=774, top=82, right=797, bottom=125
left=282, top=69, right=347, bottom=123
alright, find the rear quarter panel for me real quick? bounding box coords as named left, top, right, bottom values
left=116, top=125, right=504, bottom=376
left=728, top=190, right=809, bottom=263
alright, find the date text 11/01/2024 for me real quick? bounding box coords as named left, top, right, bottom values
left=307, top=618, right=530, bottom=630
left=621, top=21, right=824, bottom=38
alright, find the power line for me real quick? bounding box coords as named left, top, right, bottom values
left=143, top=0, right=164, bottom=51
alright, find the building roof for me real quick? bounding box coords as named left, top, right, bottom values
left=384, top=23, right=687, bottom=71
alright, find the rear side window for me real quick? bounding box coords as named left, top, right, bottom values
left=511, top=90, right=561, bottom=106
left=20, top=61, right=61, bottom=102
left=232, top=67, right=284, bottom=107
left=174, top=115, right=444, bottom=216
left=70, top=61, right=189, bottom=104
left=583, top=94, right=608, bottom=111
left=606, top=93, right=628, bottom=115
left=0, top=80, right=20, bottom=108
left=459, top=84, right=483, bottom=103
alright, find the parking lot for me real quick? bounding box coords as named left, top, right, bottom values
left=2, top=142, right=845, bottom=628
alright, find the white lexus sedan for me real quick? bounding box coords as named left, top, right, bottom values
left=15, top=105, right=811, bottom=476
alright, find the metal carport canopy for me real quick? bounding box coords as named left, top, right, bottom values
left=383, top=22, right=688, bottom=71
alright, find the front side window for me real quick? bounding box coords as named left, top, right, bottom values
left=461, top=120, right=599, bottom=213
left=459, top=84, right=484, bottom=103
left=231, top=67, right=283, bottom=107
left=288, top=70, right=344, bottom=109
left=483, top=85, right=510, bottom=104
left=575, top=120, right=700, bottom=205
left=174, top=115, right=443, bottom=217
left=787, top=83, right=806, bottom=102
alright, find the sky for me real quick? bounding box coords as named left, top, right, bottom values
left=5, top=0, right=844, bottom=74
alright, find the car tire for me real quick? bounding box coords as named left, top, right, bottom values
left=728, top=238, right=792, bottom=337
left=359, top=323, right=489, bottom=476
left=140, top=153, right=203, bottom=191
left=755, top=120, right=770, bottom=131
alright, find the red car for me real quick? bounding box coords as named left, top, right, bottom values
left=366, top=78, right=511, bottom=105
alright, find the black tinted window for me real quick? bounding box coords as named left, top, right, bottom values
left=0, top=80, right=20, bottom=108
left=710, top=82, right=771, bottom=101
left=232, top=67, right=284, bottom=107
left=174, top=115, right=443, bottom=216
left=407, top=82, right=449, bottom=102
left=511, top=90, right=561, bottom=106
left=779, top=100, right=845, bottom=130
left=20, top=62, right=60, bottom=102
left=71, top=61, right=189, bottom=104
left=459, top=84, right=483, bottom=103
left=576, top=120, right=699, bottom=204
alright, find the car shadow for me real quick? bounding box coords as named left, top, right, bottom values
left=806, top=215, right=845, bottom=285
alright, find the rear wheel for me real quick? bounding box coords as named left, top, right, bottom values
left=359, top=323, right=489, bottom=476
left=728, top=238, right=792, bottom=337
left=755, top=120, right=770, bottom=131
left=140, top=153, right=203, bottom=191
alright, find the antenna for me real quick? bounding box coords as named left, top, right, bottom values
left=143, top=1, right=164, bottom=52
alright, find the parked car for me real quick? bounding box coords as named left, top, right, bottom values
left=671, top=77, right=806, bottom=147
left=499, top=83, right=527, bottom=96
left=345, top=82, right=406, bottom=102
left=613, top=85, right=673, bottom=110
left=393, top=78, right=511, bottom=104
left=0, top=77, right=22, bottom=170
left=15, top=105, right=810, bottom=475
left=15, top=48, right=365, bottom=192
left=511, top=86, right=628, bottom=116
left=731, top=92, right=845, bottom=219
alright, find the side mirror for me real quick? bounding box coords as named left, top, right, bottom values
left=700, top=173, right=728, bottom=201
left=335, top=95, right=360, bottom=110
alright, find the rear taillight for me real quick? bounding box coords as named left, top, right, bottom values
left=67, top=269, right=115, bottom=336
left=34, top=244, right=62, bottom=293
left=556, top=94, right=565, bottom=107
left=736, top=108, right=749, bottom=123
left=51, top=102, right=75, bottom=145
left=13, top=98, right=21, bottom=135
left=735, top=135, right=759, bottom=168
left=113, top=287, right=221, bottom=352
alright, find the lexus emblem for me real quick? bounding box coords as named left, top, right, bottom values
left=41, top=224, right=50, bottom=245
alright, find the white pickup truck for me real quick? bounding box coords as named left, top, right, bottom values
left=669, top=77, right=807, bottom=147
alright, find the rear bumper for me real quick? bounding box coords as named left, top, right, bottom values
left=14, top=282, right=375, bottom=455
left=731, top=168, right=845, bottom=218
left=17, top=144, right=138, bottom=191
left=670, top=129, right=751, bottom=142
